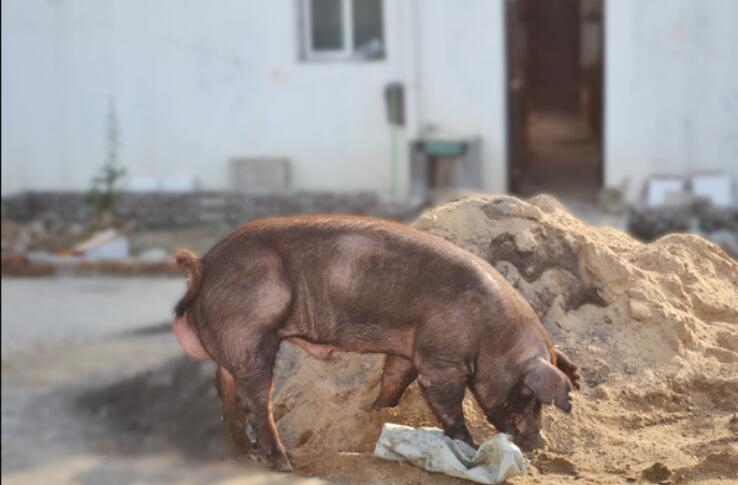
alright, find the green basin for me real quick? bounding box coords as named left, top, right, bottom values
left=423, top=141, right=467, bottom=157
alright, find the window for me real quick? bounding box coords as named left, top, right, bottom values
left=301, top=0, right=385, bottom=61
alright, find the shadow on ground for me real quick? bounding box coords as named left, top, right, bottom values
left=75, top=356, right=229, bottom=461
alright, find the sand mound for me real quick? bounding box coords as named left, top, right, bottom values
left=78, top=195, right=738, bottom=483
left=269, top=194, right=738, bottom=483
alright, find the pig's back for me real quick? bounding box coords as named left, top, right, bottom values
left=270, top=216, right=511, bottom=309
left=202, top=215, right=529, bottom=348
left=209, top=215, right=511, bottom=304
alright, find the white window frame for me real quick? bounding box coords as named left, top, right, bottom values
left=300, top=0, right=358, bottom=61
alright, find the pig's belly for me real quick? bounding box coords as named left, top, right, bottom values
left=173, top=316, right=210, bottom=360
left=287, top=337, right=336, bottom=360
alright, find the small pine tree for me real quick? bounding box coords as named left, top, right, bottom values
left=86, top=98, right=127, bottom=227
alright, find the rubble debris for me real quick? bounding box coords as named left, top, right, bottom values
left=72, top=229, right=129, bottom=260
left=628, top=172, right=737, bottom=256
left=0, top=253, right=55, bottom=276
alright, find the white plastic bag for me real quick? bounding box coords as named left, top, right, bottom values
left=374, top=423, right=526, bottom=484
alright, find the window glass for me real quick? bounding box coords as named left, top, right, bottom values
left=311, top=0, right=343, bottom=51
left=352, top=0, right=384, bottom=59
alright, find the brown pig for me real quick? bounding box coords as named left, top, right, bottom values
left=172, top=215, right=580, bottom=470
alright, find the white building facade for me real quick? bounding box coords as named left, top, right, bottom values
left=2, top=0, right=737, bottom=201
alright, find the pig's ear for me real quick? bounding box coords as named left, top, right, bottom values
left=522, top=358, right=573, bottom=413
left=554, top=348, right=581, bottom=391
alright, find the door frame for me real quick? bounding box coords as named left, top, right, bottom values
left=504, top=0, right=606, bottom=194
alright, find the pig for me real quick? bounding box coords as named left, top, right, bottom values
left=172, top=215, right=581, bottom=471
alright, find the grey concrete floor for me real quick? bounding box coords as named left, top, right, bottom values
left=1, top=276, right=324, bottom=485
left=1, top=277, right=185, bottom=355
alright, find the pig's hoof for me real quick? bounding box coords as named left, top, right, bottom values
left=272, top=451, right=294, bottom=472
left=446, top=429, right=476, bottom=447
left=371, top=396, right=400, bottom=410
left=226, top=427, right=252, bottom=455
left=230, top=437, right=252, bottom=456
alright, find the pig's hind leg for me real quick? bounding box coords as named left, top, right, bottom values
left=227, top=331, right=292, bottom=471
left=216, top=365, right=250, bottom=454
left=372, top=355, right=417, bottom=409
left=212, top=253, right=294, bottom=471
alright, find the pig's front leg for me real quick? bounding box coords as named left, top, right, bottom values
left=416, top=359, right=475, bottom=446
left=372, top=355, right=417, bottom=409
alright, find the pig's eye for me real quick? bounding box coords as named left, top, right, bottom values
left=513, top=413, right=525, bottom=427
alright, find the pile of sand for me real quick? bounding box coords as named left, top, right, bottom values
left=268, top=194, right=738, bottom=484
left=78, top=194, right=737, bottom=484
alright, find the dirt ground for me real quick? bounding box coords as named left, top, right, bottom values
left=0, top=277, right=324, bottom=484
left=259, top=194, right=738, bottom=484
left=413, top=195, right=738, bottom=484
left=2, top=195, right=737, bottom=484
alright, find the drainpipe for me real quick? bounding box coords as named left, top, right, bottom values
left=410, top=0, right=422, bottom=133
left=389, top=105, right=399, bottom=196
left=390, top=0, right=422, bottom=198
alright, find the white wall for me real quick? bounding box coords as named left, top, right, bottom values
left=1, top=0, right=507, bottom=197
left=1, top=1, right=401, bottom=194
left=605, top=0, right=738, bottom=200
left=6, top=0, right=738, bottom=201
left=416, top=0, right=508, bottom=193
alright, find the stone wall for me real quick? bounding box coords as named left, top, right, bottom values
left=1, top=191, right=416, bottom=229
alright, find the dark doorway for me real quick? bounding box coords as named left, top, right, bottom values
left=506, top=0, right=604, bottom=201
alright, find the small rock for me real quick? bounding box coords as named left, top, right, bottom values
left=641, top=462, right=672, bottom=483
left=534, top=452, right=578, bottom=476
left=514, top=229, right=537, bottom=252
left=589, top=386, right=610, bottom=400
left=629, top=300, right=653, bottom=322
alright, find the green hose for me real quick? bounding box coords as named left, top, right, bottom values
left=389, top=101, right=398, bottom=196
left=390, top=122, right=398, bottom=196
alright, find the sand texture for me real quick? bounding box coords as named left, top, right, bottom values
left=266, top=195, right=738, bottom=484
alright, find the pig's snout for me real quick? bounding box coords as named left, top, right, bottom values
left=513, top=430, right=545, bottom=451
left=173, top=315, right=210, bottom=361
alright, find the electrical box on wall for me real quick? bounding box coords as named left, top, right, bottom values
left=384, top=82, right=405, bottom=126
